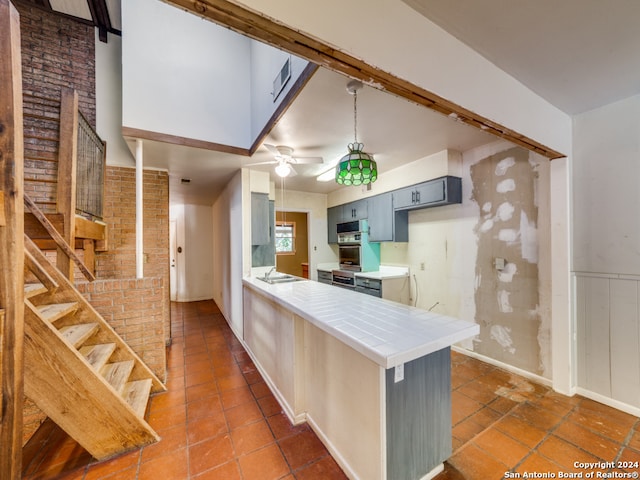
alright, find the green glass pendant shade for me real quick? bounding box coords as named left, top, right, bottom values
left=335, top=142, right=378, bottom=186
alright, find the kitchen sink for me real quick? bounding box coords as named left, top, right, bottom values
left=257, top=274, right=303, bottom=284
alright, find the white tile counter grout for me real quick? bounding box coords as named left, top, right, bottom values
left=243, top=277, right=479, bottom=369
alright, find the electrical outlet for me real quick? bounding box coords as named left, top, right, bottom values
left=394, top=364, right=404, bottom=383
left=494, top=257, right=506, bottom=270
left=420, top=262, right=425, bottom=271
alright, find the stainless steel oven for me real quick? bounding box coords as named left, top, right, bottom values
left=337, top=220, right=365, bottom=271
left=331, top=269, right=356, bottom=289
left=338, top=244, right=362, bottom=271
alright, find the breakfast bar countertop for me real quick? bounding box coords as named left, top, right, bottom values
left=243, top=276, right=479, bottom=369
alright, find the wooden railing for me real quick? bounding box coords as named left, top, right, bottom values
left=23, top=88, right=107, bottom=281
left=76, top=111, right=105, bottom=221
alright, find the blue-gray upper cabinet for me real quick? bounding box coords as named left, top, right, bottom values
left=328, top=199, right=369, bottom=243
left=368, top=192, right=409, bottom=242
left=251, top=192, right=271, bottom=245
left=393, top=176, right=462, bottom=211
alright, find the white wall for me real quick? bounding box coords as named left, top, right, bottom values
left=573, top=94, right=640, bottom=274
left=249, top=41, right=311, bottom=141
left=95, top=31, right=134, bottom=167
left=170, top=204, right=214, bottom=302
left=122, top=0, right=252, bottom=147
left=572, top=94, right=640, bottom=412
left=212, top=170, right=248, bottom=337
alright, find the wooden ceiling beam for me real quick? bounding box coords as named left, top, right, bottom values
left=162, top=0, right=565, bottom=160
left=87, top=0, right=112, bottom=42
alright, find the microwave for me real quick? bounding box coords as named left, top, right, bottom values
left=337, top=219, right=365, bottom=235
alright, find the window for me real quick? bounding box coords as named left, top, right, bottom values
left=275, top=222, right=295, bottom=254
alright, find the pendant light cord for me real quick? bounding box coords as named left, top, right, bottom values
left=353, top=89, right=358, bottom=143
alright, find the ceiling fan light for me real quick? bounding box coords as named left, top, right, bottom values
left=275, top=162, right=292, bottom=177
left=335, top=143, right=378, bottom=186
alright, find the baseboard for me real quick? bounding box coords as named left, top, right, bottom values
left=452, top=346, right=552, bottom=388
left=172, top=295, right=214, bottom=303
left=575, top=387, right=640, bottom=417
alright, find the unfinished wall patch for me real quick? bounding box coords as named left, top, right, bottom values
left=490, top=325, right=516, bottom=354
left=471, top=147, right=542, bottom=374
left=495, top=157, right=516, bottom=176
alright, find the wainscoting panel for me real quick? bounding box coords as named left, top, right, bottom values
left=575, top=273, right=640, bottom=408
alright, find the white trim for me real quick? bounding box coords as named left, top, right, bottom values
left=306, top=413, right=360, bottom=480
left=452, top=346, right=553, bottom=388
left=135, top=139, right=144, bottom=279
left=575, top=387, right=640, bottom=418
left=420, top=464, right=444, bottom=480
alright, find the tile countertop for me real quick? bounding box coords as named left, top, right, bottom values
left=243, top=277, right=479, bottom=369
left=316, top=264, right=410, bottom=280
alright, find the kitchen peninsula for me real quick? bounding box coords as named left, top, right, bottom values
left=242, top=277, right=479, bottom=480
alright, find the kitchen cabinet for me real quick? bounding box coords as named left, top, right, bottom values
left=393, top=176, right=462, bottom=211
left=251, top=192, right=271, bottom=245
left=317, top=270, right=332, bottom=285
left=355, top=277, right=382, bottom=298
left=367, top=192, right=408, bottom=242
left=327, top=199, right=368, bottom=243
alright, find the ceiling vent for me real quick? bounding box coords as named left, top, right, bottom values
left=272, top=56, right=291, bottom=102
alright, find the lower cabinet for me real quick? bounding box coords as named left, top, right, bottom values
left=317, top=270, right=332, bottom=285
left=355, top=277, right=382, bottom=297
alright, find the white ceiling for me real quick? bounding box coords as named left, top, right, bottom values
left=130, top=67, right=496, bottom=204
left=402, top=0, right=640, bottom=115
left=40, top=0, right=640, bottom=203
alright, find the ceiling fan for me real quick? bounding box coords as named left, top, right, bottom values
left=247, top=144, right=323, bottom=177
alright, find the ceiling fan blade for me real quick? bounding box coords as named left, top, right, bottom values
left=264, top=143, right=280, bottom=155
left=288, top=165, right=299, bottom=177
left=293, top=156, right=324, bottom=164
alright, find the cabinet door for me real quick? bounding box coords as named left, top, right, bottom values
left=415, top=179, right=445, bottom=206
left=327, top=205, right=342, bottom=244
left=368, top=193, right=393, bottom=242
left=251, top=192, right=270, bottom=245
left=350, top=199, right=368, bottom=220
left=392, top=186, right=417, bottom=210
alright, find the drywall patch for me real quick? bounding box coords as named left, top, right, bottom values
left=490, top=325, right=516, bottom=354
left=495, top=156, right=516, bottom=176
left=496, top=178, right=516, bottom=193
left=471, top=147, right=541, bottom=374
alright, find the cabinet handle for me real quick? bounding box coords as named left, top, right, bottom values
left=416, top=191, right=420, bottom=203
left=412, top=191, right=416, bottom=203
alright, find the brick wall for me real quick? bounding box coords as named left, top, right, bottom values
left=75, top=278, right=166, bottom=379
left=97, top=166, right=171, bottom=344
left=16, top=1, right=96, bottom=124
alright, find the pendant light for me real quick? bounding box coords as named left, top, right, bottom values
left=335, top=80, right=378, bottom=186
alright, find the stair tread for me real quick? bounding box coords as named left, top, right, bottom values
left=36, top=302, right=78, bottom=323
left=101, top=360, right=135, bottom=394
left=79, top=343, right=117, bottom=372
left=25, top=282, right=48, bottom=298
left=59, top=322, right=99, bottom=348
left=122, top=379, right=153, bottom=418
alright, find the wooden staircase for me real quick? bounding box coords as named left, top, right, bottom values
left=22, top=235, right=166, bottom=460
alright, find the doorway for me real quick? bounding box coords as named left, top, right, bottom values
left=275, top=211, right=309, bottom=278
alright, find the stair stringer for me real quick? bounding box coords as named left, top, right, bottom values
left=24, top=236, right=166, bottom=392
left=23, top=302, right=160, bottom=460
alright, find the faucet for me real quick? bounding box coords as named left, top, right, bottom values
left=265, top=266, right=276, bottom=279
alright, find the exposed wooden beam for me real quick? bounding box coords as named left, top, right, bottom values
left=86, top=0, right=111, bottom=42
left=0, top=1, right=25, bottom=478
left=162, top=0, right=565, bottom=160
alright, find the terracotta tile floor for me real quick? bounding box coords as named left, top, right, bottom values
left=22, top=300, right=640, bottom=479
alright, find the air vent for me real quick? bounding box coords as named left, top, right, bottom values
left=181, top=178, right=191, bottom=184
left=272, top=56, right=291, bottom=102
